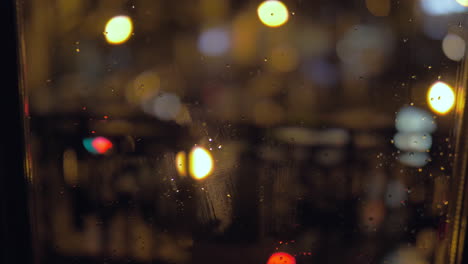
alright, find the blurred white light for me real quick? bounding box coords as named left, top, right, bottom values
left=442, top=33, right=466, bottom=61
left=198, top=27, right=230, bottom=56
left=420, top=0, right=467, bottom=16
left=393, top=132, right=432, bottom=152
left=152, top=93, right=181, bottom=121
left=385, top=180, right=407, bottom=208
left=399, top=152, right=430, bottom=168
left=395, top=107, right=436, bottom=133
left=457, top=0, right=468, bottom=7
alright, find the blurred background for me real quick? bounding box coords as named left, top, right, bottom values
left=13, top=0, right=468, bottom=263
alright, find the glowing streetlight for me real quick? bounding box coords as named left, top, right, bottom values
left=189, top=147, right=214, bottom=180
left=427, top=81, right=455, bottom=115
left=257, top=0, right=289, bottom=28
left=104, top=15, right=133, bottom=45
left=175, top=147, right=214, bottom=180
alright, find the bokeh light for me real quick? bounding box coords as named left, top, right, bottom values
left=175, top=151, right=187, bottom=177
left=104, top=15, right=133, bottom=45
left=393, top=132, right=432, bottom=152
left=198, top=27, right=230, bottom=56
left=189, top=147, right=214, bottom=180
left=152, top=93, right=182, bottom=121
left=427, top=81, right=455, bottom=115
left=442, top=33, right=466, bottom=61
left=398, top=152, right=430, bottom=167
left=395, top=107, right=436, bottom=133
left=457, top=0, right=468, bottom=7
left=420, top=0, right=467, bottom=16
left=267, top=252, right=296, bottom=264
left=83, top=137, right=113, bottom=154
left=366, top=0, right=390, bottom=17
left=257, top=0, right=289, bottom=28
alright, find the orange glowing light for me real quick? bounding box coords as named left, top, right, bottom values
left=267, top=252, right=296, bottom=264
left=175, top=151, right=187, bottom=177
left=91, top=137, right=113, bottom=154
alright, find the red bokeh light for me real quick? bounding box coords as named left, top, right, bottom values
left=267, top=252, right=296, bottom=264
left=91, top=136, right=113, bottom=154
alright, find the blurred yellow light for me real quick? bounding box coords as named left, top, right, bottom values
left=189, top=147, right=214, bottom=180
left=257, top=0, right=289, bottom=28
left=104, top=16, right=133, bottom=45
left=456, top=0, right=468, bottom=7
left=427, top=81, right=455, bottom=115
left=175, top=151, right=187, bottom=177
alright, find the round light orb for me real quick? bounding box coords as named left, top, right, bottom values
left=257, top=1, right=289, bottom=28
left=427, top=81, right=455, bottom=115
left=104, top=15, right=133, bottom=45
left=189, top=147, right=214, bottom=180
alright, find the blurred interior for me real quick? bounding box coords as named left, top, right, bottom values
left=15, top=0, right=468, bottom=263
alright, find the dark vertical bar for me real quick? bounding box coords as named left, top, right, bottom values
left=0, top=0, right=33, bottom=264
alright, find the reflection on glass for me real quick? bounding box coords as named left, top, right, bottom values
left=15, top=0, right=468, bottom=264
